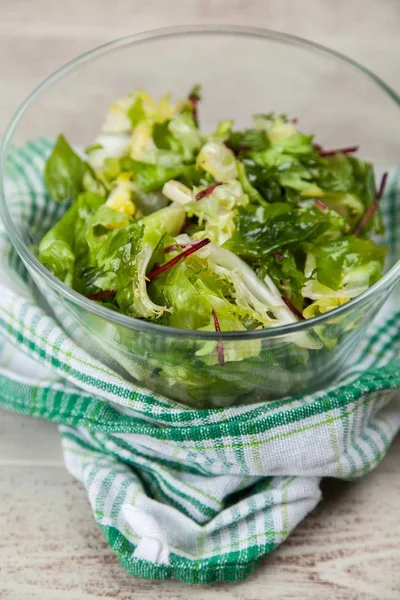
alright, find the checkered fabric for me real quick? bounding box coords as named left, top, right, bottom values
left=0, top=140, right=399, bottom=583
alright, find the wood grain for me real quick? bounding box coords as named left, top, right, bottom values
left=0, top=1, right=399, bottom=598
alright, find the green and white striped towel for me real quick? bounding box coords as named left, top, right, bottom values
left=0, top=140, right=399, bottom=584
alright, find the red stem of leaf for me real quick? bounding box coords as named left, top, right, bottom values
left=216, top=341, right=225, bottom=367
left=188, top=95, right=198, bottom=125
left=87, top=290, right=116, bottom=302
left=146, top=238, right=211, bottom=281
left=211, top=309, right=225, bottom=367
left=195, top=182, right=223, bottom=201
left=281, top=296, right=304, bottom=320
left=290, top=118, right=298, bottom=124
left=318, top=145, right=359, bottom=157
left=211, top=308, right=221, bottom=332
left=315, top=198, right=329, bottom=211
left=274, top=251, right=284, bottom=261
left=376, top=171, right=389, bottom=200
left=353, top=172, right=388, bottom=236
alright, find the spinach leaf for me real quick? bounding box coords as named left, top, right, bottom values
left=38, top=192, right=104, bottom=290
left=45, top=135, right=90, bottom=202
left=224, top=204, right=329, bottom=260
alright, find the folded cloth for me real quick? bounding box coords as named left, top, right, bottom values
left=0, top=141, right=399, bottom=584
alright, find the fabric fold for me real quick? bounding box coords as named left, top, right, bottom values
left=0, top=144, right=399, bottom=583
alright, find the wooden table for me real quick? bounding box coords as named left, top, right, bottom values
left=0, top=2, right=399, bottom=598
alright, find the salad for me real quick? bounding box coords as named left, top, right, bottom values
left=39, top=86, right=387, bottom=359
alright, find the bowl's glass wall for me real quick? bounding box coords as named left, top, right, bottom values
left=7, top=29, right=400, bottom=162
left=2, top=28, right=399, bottom=407
left=30, top=274, right=396, bottom=407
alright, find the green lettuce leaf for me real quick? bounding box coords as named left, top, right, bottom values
left=38, top=90, right=388, bottom=355
left=102, top=157, right=122, bottom=182
left=149, top=258, right=222, bottom=330
left=224, top=204, right=331, bottom=261
left=253, top=114, right=315, bottom=154
left=84, top=204, right=184, bottom=317
left=207, top=245, right=322, bottom=348
left=82, top=169, right=106, bottom=197
left=45, top=135, right=90, bottom=202
left=236, top=160, right=268, bottom=206
left=85, top=205, right=144, bottom=311
left=226, top=129, right=269, bottom=152
left=153, top=120, right=183, bottom=154
left=244, top=150, right=319, bottom=200
left=241, top=160, right=286, bottom=203
left=127, top=203, right=186, bottom=319
left=168, top=114, right=203, bottom=161
left=315, top=154, right=382, bottom=233
left=127, top=94, right=147, bottom=128
left=38, top=192, right=104, bottom=291
left=256, top=249, right=307, bottom=312
left=120, top=157, right=186, bottom=193
left=211, top=119, right=234, bottom=142
left=148, top=253, right=263, bottom=363
left=303, top=237, right=386, bottom=292
left=150, top=114, right=202, bottom=164
left=185, top=180, right=249, bottom=244
left=177, top=164, right=211, bottom=188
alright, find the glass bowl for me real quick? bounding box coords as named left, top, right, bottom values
left=1, top=26, right=399, bottom=408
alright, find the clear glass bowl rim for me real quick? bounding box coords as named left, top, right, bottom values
left=0, top=24, right=399, bottom=342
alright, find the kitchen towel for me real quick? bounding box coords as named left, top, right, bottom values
left=0, top=140, right=399, bottom=583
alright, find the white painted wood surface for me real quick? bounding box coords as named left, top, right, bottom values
left=0, top=1, right=399, bottom=598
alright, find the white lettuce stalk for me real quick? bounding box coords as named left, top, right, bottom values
left=196, top=141, right=238, bottom=182
left=131, top=244, right=166, bottom=318
left=209, top=245, right=322, bottom=349
left=211, top=263, right=275, bottom=327
left=162, top=180, right=192, bottom=205
left=209, top=245, right=290, bottom=321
